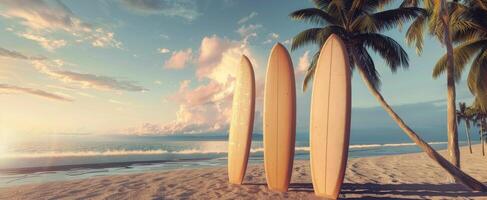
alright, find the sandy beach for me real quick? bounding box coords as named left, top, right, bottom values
left=1, top=144, right=486, bottom=200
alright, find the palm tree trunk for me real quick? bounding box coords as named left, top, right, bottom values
left=439, top=0, right=460, bottom=169
left=357, top=67, right=487, bottom=191
left=465, top=120, right=473, bottom=154
left=481, top=131, right=485, bottom=156
left=482, top=118, right=486, bottom=156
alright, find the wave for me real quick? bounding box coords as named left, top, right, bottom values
left=0, top=141, right=448, bottom=159
left=0, top=150, right=170, bottom=159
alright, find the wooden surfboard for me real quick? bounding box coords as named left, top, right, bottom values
left=310, top=34, right=351, bottom=198
left=228, top=55, right=255, bottom=185
left=263, top=43, right=296, bottom=192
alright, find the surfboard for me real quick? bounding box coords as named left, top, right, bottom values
left=310, top=34, right=351, bottom=198
left=263, top=43, right=296, bottom=192
left=228, top=55, right=256, bottom=185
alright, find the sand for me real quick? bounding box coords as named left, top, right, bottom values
left=1, top=145, right=487, bottom=200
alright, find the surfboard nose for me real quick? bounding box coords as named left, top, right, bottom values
left=271, top=42, right=286, bottom=52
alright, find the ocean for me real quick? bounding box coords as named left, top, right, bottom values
left=0, top=132, right=475, bottom=187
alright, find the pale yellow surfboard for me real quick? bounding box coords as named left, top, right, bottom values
left=263, top=43, right=296, bottom=192
left=310, top=34, right=351, bottom=199
left=228, top=55, right=256, bottom=185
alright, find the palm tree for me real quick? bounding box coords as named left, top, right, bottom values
left=457, top=102, right=473, bottom=153
left=402, top=0, right=462, bottom=169
left=471, top=99, right=487, bottom=156
left=434, top=0, right=487, bottom=112
left=290, top=0, right=486, bottom=191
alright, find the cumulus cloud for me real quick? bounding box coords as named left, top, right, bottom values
left=296, top=50, right=310, bottom=77
left=0, top=83, right=73, bottom=102
left=0, top=0, right=122, bottom=49
left=197, top=35, right=239, bottom=79
left=126, top=34, right=258, bottom=135
left=120, top=0, right=200, bottom=20
left=164, top=48, right=192, bottom=69
left=0, top=47, right=46, bottom=60
left=157, top=48, right=170, bottom=54
left=238, top=12, right=258, bottom=24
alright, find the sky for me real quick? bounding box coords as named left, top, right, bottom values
left=0, top=0, right=477, bottom=138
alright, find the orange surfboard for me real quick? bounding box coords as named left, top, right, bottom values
left=228, top=55, right=255, bottom=184
left=310, top=34, right=351, bottom=198
left=263, top=43, right=296, bottom=192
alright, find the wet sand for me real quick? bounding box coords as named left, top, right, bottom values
left=1, top=144, right=486, bottom=199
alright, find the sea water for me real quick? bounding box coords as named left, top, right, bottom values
left=0, top=132, right=475, bottom=187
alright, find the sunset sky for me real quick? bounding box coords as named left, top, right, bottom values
left=0, top=0, right=476, bottom=137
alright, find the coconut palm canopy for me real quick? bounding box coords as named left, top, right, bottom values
left=290, top=0, right=424, bottom=91
left=432, top=0, right=487, bottom=110
left=290, top=0, right=487, bottom=191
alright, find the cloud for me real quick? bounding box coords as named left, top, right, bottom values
left=157, top=48, right=170, bottom=54
left=120, top=0, right=200, bottom=20
left=296, top=50, right=310, bottom=77
left=238, top=12, right=258, bottom=24
left=53, top=70, right=147, bottom=92
left=263, top=32, right=279, bottom=44
left=0, top=47, right=46, bottom=60
left=32, top=60, right=147, bottom=92
left=0, top=83, right=73, bottom=102
left=164, top=48, right=192, bottom=69
left=127, top=79, right=233, bottom=135
left=90, top=29, right=122, bottom=48
left=197, top=35, right=238, bottom=79
left=17, top=32, right=67, bottom=51
left=236, top=24, right=262, bottom=38
left=0, top=0, right=122, bottom=49
left=160, top=34, right=170, bottom=39
left=126, top=34, right=258, bottom=135
left=0, top=47, right=145, bottom=92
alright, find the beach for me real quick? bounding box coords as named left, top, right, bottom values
left=0, top=144, right=486, bottom=200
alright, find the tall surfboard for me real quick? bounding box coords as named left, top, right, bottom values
left=228, top=55, right=255, bottom=185
left=310, top=34, right=351, bottom=198
left=263, top=43, right=296, bottom=192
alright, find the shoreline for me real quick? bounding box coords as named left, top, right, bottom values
left=0, top=158, right=213, bottom=175
left=1, top=144, right=486, bottom=199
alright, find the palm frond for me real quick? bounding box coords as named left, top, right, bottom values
left=451, top=20, right=484, bottom=42
left=291, top=28, right=323, bottom=51
left=355, top=33, right=409, bottom=72
left=351, top=46, right=381, bottom=90
left=352, top=0, right=394, bottom=13
left=433, top=39, right=487, bottom=80
left=406, top=15, right=427, bottom=54
left=302, top=51, right=321, bottom=91
left=467, top=47, right=487, bottom=99
left=290, top=26, right=345, bottom=51
left=351, top=7, right=425, bottom=33
left=400, top=0, right=420, bottom=7
left=311, top=0, right=332, bottom=9
left=289, top=8, right=339, bottom=25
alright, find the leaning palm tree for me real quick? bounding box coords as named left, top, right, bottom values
left=290, top=0, right=486, bottom=191
left=457, top=102, right=473, bottom=153
left=402, top=0, right=462, bottom=169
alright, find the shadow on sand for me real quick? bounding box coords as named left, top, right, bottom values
left=342, top=182, right=487, bottom=199
left=244, top=182, right=487, bottom=199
